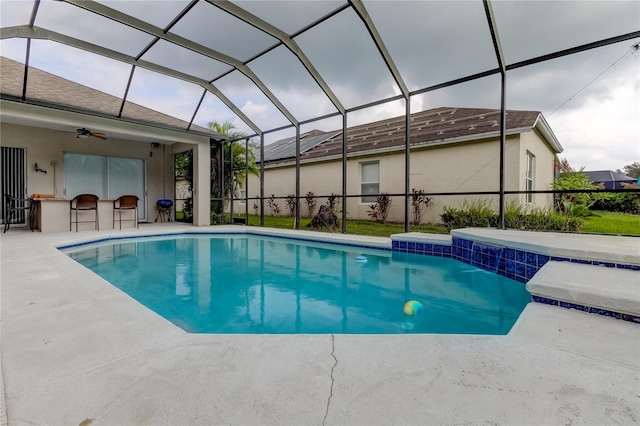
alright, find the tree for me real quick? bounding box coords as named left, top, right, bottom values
left=554, top=157, right=584, bottom=173
left=175, top=150, right=193, bottom=223
left=618, top=162, right=640, bottom=179
left=554, top=157, right=574, bottom=173
left=208, top=121, right=260, bottom=203
left=208, top=120, right=248, bottom=140
left=552, top=171, right=601, bottom=217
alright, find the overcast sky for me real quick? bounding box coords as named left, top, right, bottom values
left=0, top=0, right=638, bottom=172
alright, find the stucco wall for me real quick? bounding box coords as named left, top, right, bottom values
left=241, top=131, right=557, bottom=224
left=1, top=122, right=174, bottom=222
left=518, top=129, right=556, bottom=209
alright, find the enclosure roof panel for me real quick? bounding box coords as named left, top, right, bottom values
left=0, top=0, right=637, bottom=155
left=0, top=56, right=218, bottom=137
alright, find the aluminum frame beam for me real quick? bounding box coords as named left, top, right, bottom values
left=61, top=0, right=297, bottom=128
left=2, top=25, right=263, bottom=136
left=209, top=0, right=346, bottom=116
left=483, top=0, right=507, bottom=229
left=348, top=0, right=409, bottom=98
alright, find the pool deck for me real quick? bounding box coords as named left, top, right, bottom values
left=1, top=224, right=639, bottom=425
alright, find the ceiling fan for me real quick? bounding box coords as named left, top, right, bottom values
left=76, top=128, right=107, bottom=140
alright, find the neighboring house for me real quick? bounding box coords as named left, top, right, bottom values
left=584, top=170, right=636, bottom=190
left=243, top=107, right=563, bottom=224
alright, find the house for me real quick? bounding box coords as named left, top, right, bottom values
left=1, top=56, right=219, bottom=231
left=243, top=107, right=563, bottom=224
left=584, top=170, right=636, bottom=190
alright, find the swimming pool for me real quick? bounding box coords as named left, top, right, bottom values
left=64, top=234, right=531, bottom=334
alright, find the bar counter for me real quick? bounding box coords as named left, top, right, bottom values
left=33, top=197, right=119, bottom=232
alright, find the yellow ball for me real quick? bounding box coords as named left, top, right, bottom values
left=403, top=300, right=423, bottom=316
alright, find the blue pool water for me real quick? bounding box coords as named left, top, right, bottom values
left=64, top=234, right=531, bottom=334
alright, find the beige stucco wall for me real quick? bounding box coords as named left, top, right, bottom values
left=241, top=130, right=558, bottom=224
left=518, top=129, right=556, bottom=209
left=1, top=122, right=208, bottom=227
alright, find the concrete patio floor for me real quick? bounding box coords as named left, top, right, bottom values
left=1, top=224, right=638, bottom=425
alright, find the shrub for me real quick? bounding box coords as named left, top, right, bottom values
left=504, top=201, right=583, bottom=232
left=410, top=188, right=432, bottom=225
left=552, top=171, right=601, bottom=216
left=376, top=193, right=392, bottom=223
left=267, top=194, right=281, bottom=216
left=307, top=204, right=339, bottom=230
left=327, top=193, right=340, bottom=212
left=592, top=183, right=640, bottom=214
left=285, top=194, right=296, bottom=217
left=441, top=199, right=496, bottom=228
left=441, top=199, right=583, bottom=232
left=181, top=197, right=193, bottom=223
left=305, top=191, right=317, bottom=218
left=367, top=203, right=379, bottom=221
left=210, top=211, right=226, bottom=225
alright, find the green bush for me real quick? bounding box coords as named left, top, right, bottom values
left=210, top=211, right=227, bottom=225
left=181, top=197, right=193, bottom=223
left=441, top=199, right=583, bottom=232
left=552, top=171, right=600, bottom=217
left=592, top=184, right=640, bottom=214
left=441, top=199, right=498, bottom=229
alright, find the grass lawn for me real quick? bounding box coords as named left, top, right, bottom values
left=244, top=214, right=448, bottom=237
left=581, top=211, right=640, bottom=236
left=178, top=209, right=638, bottom=238
left=243, top=212, right=638, bottom=237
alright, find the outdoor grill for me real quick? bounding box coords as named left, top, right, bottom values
left=155, top=199, right=173, bottom=223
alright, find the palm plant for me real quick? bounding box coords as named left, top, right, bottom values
left=208, top=121, right=260, bottom=204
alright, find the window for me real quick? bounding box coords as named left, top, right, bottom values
left=361, top=161, right=379, bottom=203
left=525, top=152, right=535, bottom=203
left=239, top=189, right=246, bottom=204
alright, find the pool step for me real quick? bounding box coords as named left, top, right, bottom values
left=526, top=261, right=640, bottom=319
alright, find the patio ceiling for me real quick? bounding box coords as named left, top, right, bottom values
left=0, top=0, right=639, bottom=143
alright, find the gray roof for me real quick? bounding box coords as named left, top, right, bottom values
left=258, top=130, right=340, bottom=162
left=260, top=107, right=561, bottom=164
left=585, top=170, right=635, bottom=183
left=1, top=56, right=219, bottom=137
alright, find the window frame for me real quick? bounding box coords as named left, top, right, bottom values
left=360, top=160, right=380, bottom=203
left=525, top=151, right=535, bottom=203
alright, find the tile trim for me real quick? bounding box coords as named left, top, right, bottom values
left=391, top=235, right=640, bottom=324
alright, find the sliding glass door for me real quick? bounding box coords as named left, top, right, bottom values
left=64, top=153, right=146, bottom=219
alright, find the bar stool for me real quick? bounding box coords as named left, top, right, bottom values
left=113, top=195, right=139, bottom=229
left=3, top=194, right=34, bottom=233
left=70, top=194, right=99, bottom=232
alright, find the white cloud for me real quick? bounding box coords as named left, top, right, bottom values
left=549, top=74, right=640, bottom=171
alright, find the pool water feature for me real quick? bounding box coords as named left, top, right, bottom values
left=64, top=234, right=531, bottom=334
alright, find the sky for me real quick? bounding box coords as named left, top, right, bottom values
left=0, top=0, right=638, bottom=172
